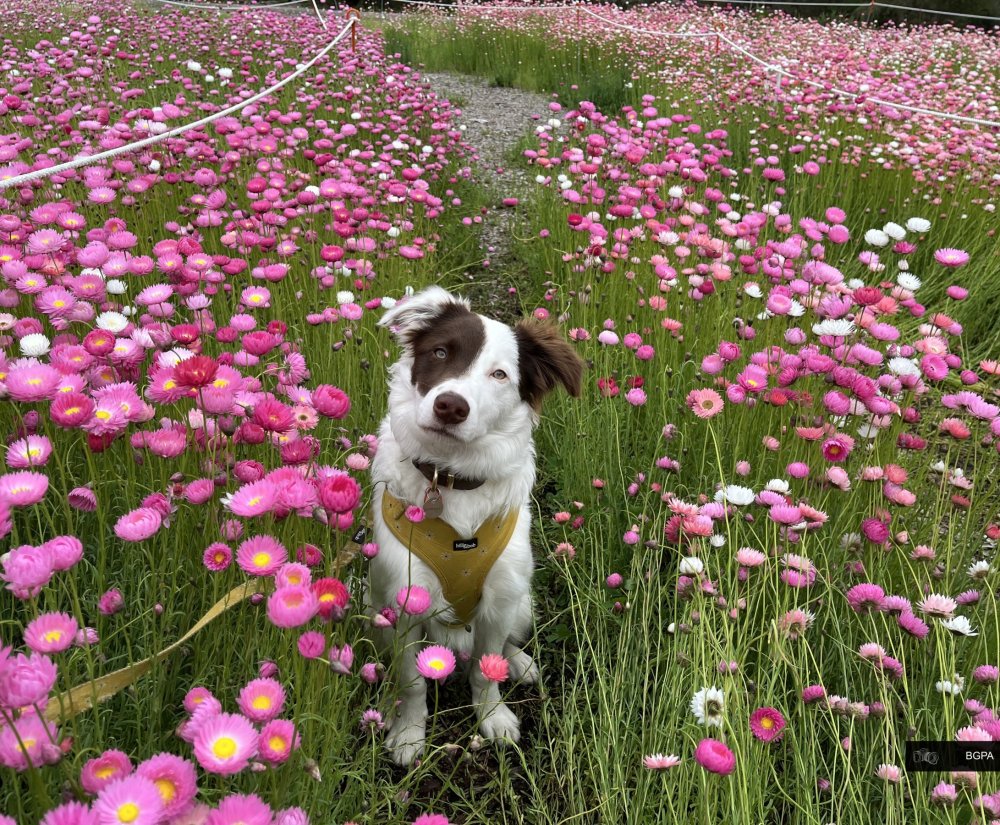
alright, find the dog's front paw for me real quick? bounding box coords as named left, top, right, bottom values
left=507, top=648, right=539, bottom=685
left=385, top=717, right=427, bottom=766
left=478, top=703, right=521, bottom=744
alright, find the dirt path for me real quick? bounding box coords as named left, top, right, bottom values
left=412, top=71, right=549, bottom=321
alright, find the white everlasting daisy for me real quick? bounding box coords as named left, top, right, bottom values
left=105, top=279, right=127, bottom=296
left=186, top=60, right=202, bottom=72
left=896, top=273, right=921, bottom=291
left=218, top=67, right=233, bottom=79
left=812, top=319, right=856, bottom=337
left=679, top=556, right=704, bottom=576
left=864, top=229, right=890, bottom=247
left=935, top=674, right=965, bottom=695
left=381, top=297, right=397, bottom=310
left=691, top=686, right=725, bottom=727
left=765, top=479, right=790, bottom=494
left=715, top=485, right=755, bottom=506
left=897, top=259, right=909, bottom=271
left=336, top=291, right=355, bottom=306
left=940, top=616, right=977, bottom=637
left=743, top=283, right=763, bottom=298
left=882, top=222, right=906, bottom=240
left=888, top=357, right=921, bottom=377
left=668, top=186, right=684, bottom=199
left=905, top=217, right=931, bottom=233
left=709, top=534, right=726, bottom=548
left=967, top=560, right=992, bottom=580
left=19, top=333, right=50, bottom=357
left=95, top=311, right=128, bottom=333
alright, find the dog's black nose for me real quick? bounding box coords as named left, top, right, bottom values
left=433, top=392, right=469, bottom=425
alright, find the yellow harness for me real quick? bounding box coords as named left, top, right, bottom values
left=381, top=490, right=519, bottom=626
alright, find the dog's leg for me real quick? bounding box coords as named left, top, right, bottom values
left=471, top=588, right=536, bottom=744
left=383, top=619, right=428, bottom=766
left=502, top=593, right=539, bottom=684
left=470, top=621, right=522, bottom=745
left=503, top=642, right=540, bottom=685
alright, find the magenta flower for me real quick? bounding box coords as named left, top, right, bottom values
left=749, top=707, right=786, bottom=742
left=934, top=248, right=969, bottom=268
left=80, top=749, right=134, bottom=794
left=694, top=738, right=736, bottom=775
left=396, top=585, right=432, bottom=616
left=192, top=713, right=258, bottom=776
left=114, top=507, right=163, bottom=543
left=0, top=471, right=49, bottom=507
left=416, top=645, right=456, bottom=681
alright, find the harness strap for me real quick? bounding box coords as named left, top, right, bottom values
left=380, top=491, right=519, bottom=625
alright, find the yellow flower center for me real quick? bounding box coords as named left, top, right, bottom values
left=428, top=658, right=445, bottom=671
left=251, top=695, right=272, bottom=711
left=252, top=552, right=271, bottom=568
left=319, top=593, right=334, bottom=603
left=95, top=410, right=111, bottom=420
left=155, top=778, right=176, bottom=802
left=26, top=378, right=42, bottom=385
left=247, top=496, right=261, bottom=508
left=65, top=406, right=80, bottom=416
left=761, top=717, right=774, bottom=729
left=21, top=737, right=37, bottom=750
left=117, top=802, right=140, bottom=823
left=163, top=380, right=176, bottom=390
left=213, top=378, right=229, bottom=388
left=27, top=447, right=40, bottom=457
left=211, top=736, right=237, bottom=759
left=268, top=735, right=287, bottom=753
left=286, top=573, right=301, bottom=584
left=53, top=300, right=65, bottom=308
left=9, top=485, right=28, bottom=495
left=42, top=629, right=63, bottom=643
left=249, top=295, right=262, bottom=303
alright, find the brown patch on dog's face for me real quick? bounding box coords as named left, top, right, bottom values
left=515, top=319, right=585, bottom=410
left=408, top=303, right=486, bottom=395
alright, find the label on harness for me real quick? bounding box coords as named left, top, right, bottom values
left=351, top=526, right=369, bottom=545
left=453, top=538, right=478, bottom=551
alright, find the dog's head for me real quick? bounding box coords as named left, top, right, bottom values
left=379, top=286, right=583, bottom=462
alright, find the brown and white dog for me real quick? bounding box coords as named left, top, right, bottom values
left=370, top=286, right=583, bottom=766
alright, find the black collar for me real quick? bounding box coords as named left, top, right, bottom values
left=411, top=460, right=486, bottom=491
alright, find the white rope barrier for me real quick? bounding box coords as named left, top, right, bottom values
left=147, top=0, right=312, bottom=9
left=310, top=0, right=328, bottom=27
left=0, top=18, right=356, bottom=192
left=387, top=1, right=1000, bottom=129
left=870, top=2, right=1000, bottom=22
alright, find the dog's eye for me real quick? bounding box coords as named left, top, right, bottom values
left=492, top=369, right=507, bottom=380
left=433, top=347, right=447, bottom=359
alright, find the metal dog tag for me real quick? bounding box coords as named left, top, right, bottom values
left=423, top=486, right=444, bottom=519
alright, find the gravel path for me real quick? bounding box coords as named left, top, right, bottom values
left=415, top=71, right=550, bottom=321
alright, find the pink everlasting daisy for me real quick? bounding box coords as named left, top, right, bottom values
left=643, top=753, right=681, bottom=770
left=266, top=585, right=319, bottom=629
left=0, top=471, right=49, bottom=507
left=694, top=738, right=736, bottom=775
left=237, top=678, right=285, bottom=724
left=225, top=480, right=278, bottom=518
left=416, top=645, right=456, bottom=681
left=192, top=713, right=258, bottom=775
left=258, top=719, right=299, bottom=765
left=81, top=750, right=133, bottom=795
left=92, top=776, right=163, bottom=825
left=396, top=585, right=432, bottom=616
left=206, top=794, right=272, bottom=825
left=236, top=535, right=288, bottom=577
left=113, top=508, right=162, bottom=542
left=686, top=388, right=724, bottom=419
left=203, top=543, right=232, bottom=572
left=135, top=753, right=198, bottom=820
left=479, top=654, right=510, bottom=683
left=23, top=612, right=78, bottom=654
left=934, top=248, right=969, bottom=268
left=749, top=707, right=786, bottom=742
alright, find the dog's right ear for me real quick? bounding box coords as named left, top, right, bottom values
left=378, top=286, right=471, bottom=343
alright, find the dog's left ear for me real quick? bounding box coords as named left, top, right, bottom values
left=515, top=318, right=585, bottom=410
